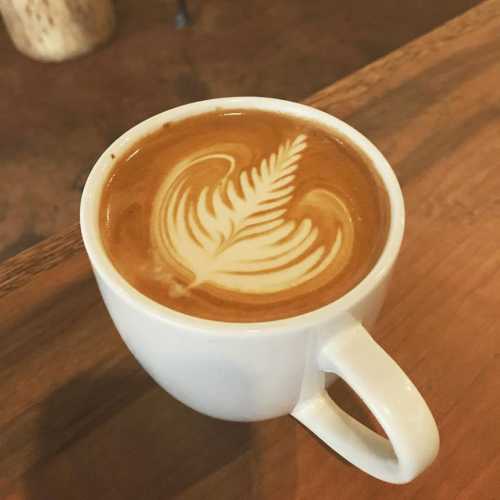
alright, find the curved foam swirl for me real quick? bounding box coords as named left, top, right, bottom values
left=151, top=134, right=355, bottom=297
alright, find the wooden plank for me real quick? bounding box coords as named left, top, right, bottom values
left=0, top=0, right=481, bottom=260
left=1, top=1, right=500, bottom=498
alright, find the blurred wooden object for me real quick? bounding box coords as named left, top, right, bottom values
left=0, top=0, right=115, bottom=62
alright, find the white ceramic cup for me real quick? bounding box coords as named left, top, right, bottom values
left=80, top=97, right=439, bottom=484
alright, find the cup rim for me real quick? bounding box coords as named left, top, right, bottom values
left=80, top=97, right=404, bottom=335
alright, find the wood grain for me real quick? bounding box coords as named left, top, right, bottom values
left=1, top=1, right=500, bottom=498
left=0, top=0, right=481, bottom=260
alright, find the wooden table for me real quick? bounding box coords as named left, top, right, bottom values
left=1, top=1, right=500, bottom=498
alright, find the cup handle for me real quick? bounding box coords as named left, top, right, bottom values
left=291, top=323, right=439, bottom=483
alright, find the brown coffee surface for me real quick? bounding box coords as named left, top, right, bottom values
left=99, top=109, right=389, bottom=321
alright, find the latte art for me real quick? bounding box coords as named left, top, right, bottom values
left=100, top=109, right=389, bottom=321
left=151, top=135, right=354, bottom=298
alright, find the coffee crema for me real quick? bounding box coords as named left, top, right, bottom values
left=99, top=109, right=389, bottom=321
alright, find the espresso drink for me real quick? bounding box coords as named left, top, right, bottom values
left=100, top=109, right=389, bottom=321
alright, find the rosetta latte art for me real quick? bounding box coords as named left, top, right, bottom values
left=151, top=135, right=354, bottom=297
left=100, top=109, right=389, bottom=321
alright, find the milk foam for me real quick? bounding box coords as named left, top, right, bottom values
left=150, top=135, right=354, bottom=297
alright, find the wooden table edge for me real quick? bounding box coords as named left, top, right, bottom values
left=0, top=0, right=496, bottom=296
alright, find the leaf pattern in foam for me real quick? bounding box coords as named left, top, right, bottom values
left=153, top=134, right=345, bottom=294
